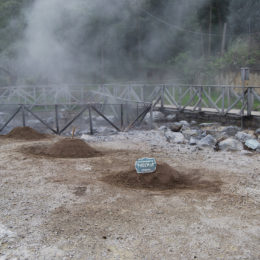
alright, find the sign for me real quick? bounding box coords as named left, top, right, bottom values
left=241, top=67, right=250, bottom=81
left=135, top=158, right=157, bottom=174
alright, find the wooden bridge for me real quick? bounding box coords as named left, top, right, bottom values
left=0, top=83, right=259, bottom=133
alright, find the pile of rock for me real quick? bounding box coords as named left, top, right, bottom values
left=158, top=120, right=260, bottom=153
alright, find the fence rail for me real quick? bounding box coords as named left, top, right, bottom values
left=0, top=103, right=153, bottom=135
left=0, top=83, right=260, bottom=116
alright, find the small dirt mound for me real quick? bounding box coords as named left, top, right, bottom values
left=46, top=138, right=100, bottom=158
left=6, top=127, right=47, bottom=140
left=102, top=163, right=222, bottom=192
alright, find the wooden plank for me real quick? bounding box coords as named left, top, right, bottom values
left=124, top=105, right=152, bottom=132
left=91, top=105, right=121, bottom=132
left=24, top=106, right=57, bottom=134
left=165, top=87, right=179, bottom=107
left=55, top=105, right=60, bottom=134
left=0, top=106, right=21, bottom=132
left=59, top=105, right=89, bottom=134
left=225, top=95, right=243, bottom=114
left=89, top=106, right=94, bottom=135
left=22, top=105, right=26, bottom=127
left=202, top=88, right=221, bottom=113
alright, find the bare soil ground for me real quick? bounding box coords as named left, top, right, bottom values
left=0, top=131, right=259, bottom=259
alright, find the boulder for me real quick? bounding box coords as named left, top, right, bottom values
left=158, top=125, right=167, bottom=131
left=145, top=111, right=165, bottom=122
left=218, top=138, right=243, bottom=151
left=164, top=130, right=185, bottom=144
left=255, top=128, right=260, bottom=136
left=179, top=120, right=190, bottom=127
left=200, top=122, right=219, bottom=127
left=221, top=126, right=240, bottom=136
left=189, top=137, right=197, bottom=146
left=240, top=150, right=253, bottom=156
left=182, top=129, right=199, bottom=137
left=169, top=123, right=182, bottom=132
left=153, top=111, right=165, bottom=121
left=165, top=114, right=176, bottom=121
left=245, top=139, right=260, bottom=150
left=198, top=135, right=216, bottom=148
left=235, top=131, right=255, bottom=143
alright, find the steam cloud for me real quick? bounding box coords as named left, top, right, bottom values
left=15, top=0, right=207, bottom=84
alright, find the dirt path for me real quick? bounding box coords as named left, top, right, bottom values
left=0, top=133, right=259, bottom=259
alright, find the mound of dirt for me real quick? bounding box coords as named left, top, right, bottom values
left=102, top=163, right=222, bottom=192
left=6, top=127, right=47, bottom=140
left=46, top=138, right=100, bottom=158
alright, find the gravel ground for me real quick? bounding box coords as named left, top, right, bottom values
left=0, top=130, right=259, bottom=260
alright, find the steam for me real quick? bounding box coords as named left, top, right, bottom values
left=13, top=0, right=208, bottom=84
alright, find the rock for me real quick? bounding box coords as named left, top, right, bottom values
left=169, top=123, right=182, bottom=132
left=189, top=137, right=197, bottom=146
left=235, top=131, right=255, bottom=143
left=165, top=114, right=176, bottom=121
left=245, top=139, right=260, bottom=150
left=198, top=135, right=216, bottom=148
left=179, top=120, right=190, bottom=127
left=153, top=111, right=165, bottom=121
left=200, top=122, right=219, bottom=127
left=201, top=131, right=207, bottom=138
left=218, top=138, right=243, bottom=151
left=182, top=129, right=198, bottom=137
left=255, top=128, right=260, bottom=136
left=158, top=125, right=167, bottom=131
left=221, top=126, right=240, bottom=136
left=164, top=130, right=185, bottom=144
left=145, top=111, right=165, bottom=123
left=240, top=150, right=253, bottom=156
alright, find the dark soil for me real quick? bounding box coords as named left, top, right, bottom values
left=5, top=127, right=47, bottom=140
left=102, top=163, right=222, bottom=192
left=24, top=138, right=101, bottom=158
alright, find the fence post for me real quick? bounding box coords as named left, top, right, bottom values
left=150, top=106, right=154, bottom=129
left=247, top=87, right=252, bottom=116
left=221, top=87, right=225, bottom=114
left=89, top=106, right=93, bottom=135
left=55, top=104, right=59, bottom=134
left=22, top=105, right=26, bottom=127
left=120, top=104, right=124, bottom=130
left=161, top=85, right=165, bottom=109
left=198, top=86, right=202, bottom=112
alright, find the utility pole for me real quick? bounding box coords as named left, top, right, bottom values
left=208, top=3, right=212, bottom=57
left=221, top=23, right=227, bottom=56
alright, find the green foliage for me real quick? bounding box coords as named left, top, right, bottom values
left=210, top=40, right=260, bottom=71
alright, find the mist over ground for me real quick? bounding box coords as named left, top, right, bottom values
left=0, top=0, right=259, bottom=85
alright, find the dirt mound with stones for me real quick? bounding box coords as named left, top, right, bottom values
left=5, top=127, right=47, bottom=140
left=45, top=138, right=100, bottom=158
left=102, top=163, right=222, bottom=192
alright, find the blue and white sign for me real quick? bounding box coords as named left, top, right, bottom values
left=135, top=158, right=157, bottom=174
